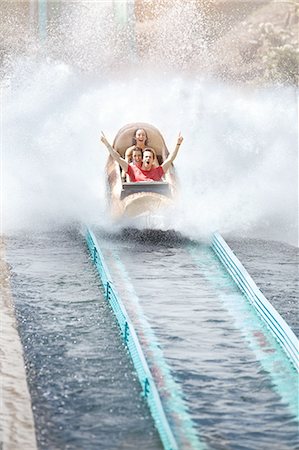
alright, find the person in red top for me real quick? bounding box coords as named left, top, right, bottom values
left=122, top=146, right=143, bottom=182
left=127, top=148, right=164, bottom=181
left=100, top=132, right=183, bottom=182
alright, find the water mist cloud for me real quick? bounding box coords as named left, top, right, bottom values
left=2, top=57, right=297, bottom=245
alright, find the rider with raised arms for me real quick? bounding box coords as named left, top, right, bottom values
left=100, top=132, right=183, bottom=182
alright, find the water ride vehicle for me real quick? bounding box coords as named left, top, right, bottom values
left=105, top=123, right=177, bottom=220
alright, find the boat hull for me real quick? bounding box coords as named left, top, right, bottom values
left=121, top=191, right=172, bottom=217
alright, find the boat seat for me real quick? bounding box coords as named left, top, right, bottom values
left=113, top=123, right=169, bottom=161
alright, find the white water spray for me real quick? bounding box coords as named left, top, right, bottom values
left=1, top=1, right=297, bottom=245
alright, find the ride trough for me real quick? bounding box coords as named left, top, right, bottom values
left=105, top=123, right=178, bottom=220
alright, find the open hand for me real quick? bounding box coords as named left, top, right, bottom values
left=100, top=130, right=109, bottom=146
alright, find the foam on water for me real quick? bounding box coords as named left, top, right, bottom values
left=1, top=0, right=297, bottom=245
left=1, top=3, right=297, bottom=448
left=2, top=61, right=297, bottom=244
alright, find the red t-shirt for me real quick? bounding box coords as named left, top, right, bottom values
left=127, top=164, right=164, bottom=182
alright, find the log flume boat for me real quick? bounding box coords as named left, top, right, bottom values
left=105, top=123, right=178, bottom=223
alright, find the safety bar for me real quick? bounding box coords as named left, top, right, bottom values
left=86, top=228, right=178, bottom=450
left=120, top=181, right=171, bottom=200
left=212, top=232, right=299, bottom=372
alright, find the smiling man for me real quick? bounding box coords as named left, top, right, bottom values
left=101, top=132, right=183, bottom=182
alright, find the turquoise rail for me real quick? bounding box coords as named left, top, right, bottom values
left=86, top=228, right=178, bottom=450
left=212, top=232, right=299, bottom=372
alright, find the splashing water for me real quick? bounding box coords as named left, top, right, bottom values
left=1, top=0, right=297, bottom=245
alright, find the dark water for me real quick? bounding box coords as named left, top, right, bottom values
left=97, top=228, right=298, bottom=450
left=5, top=226, right=298, bottom=450
left=6, top=229, right=162, bottom=450
left=226, top=238, right=298, bottom=338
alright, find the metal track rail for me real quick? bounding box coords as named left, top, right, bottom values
left=212, top=232, right=299, bottom=372
left=86, top=228, right=178, bottom=450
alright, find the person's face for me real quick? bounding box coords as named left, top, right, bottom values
left=132, top=149, right=142, bottom=165
left=135, top=129, right=147, bottom=144
left=143, top=150, right=154, bottom=169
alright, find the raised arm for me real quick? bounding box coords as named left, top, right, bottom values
left=100, top=131, right=128, bottom=173
left=161, top=133, right=183, bottom=173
